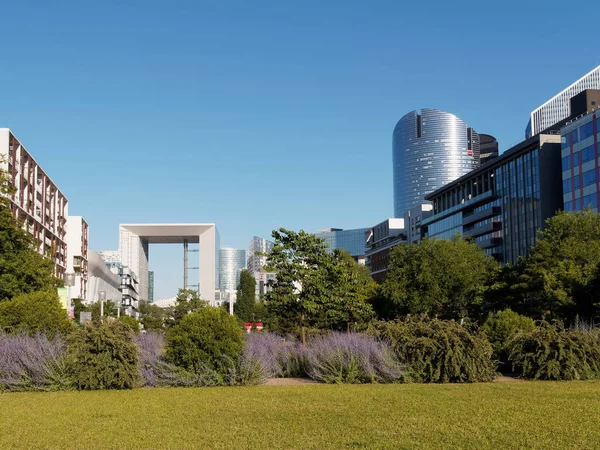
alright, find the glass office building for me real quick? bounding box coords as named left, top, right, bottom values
left=422, top=134, right=563, bottom=265
left=315, top=228, right=369, bottom=261
left=218, top=248, right=246, bottom=293
left=560, top=110, right=600, bottom=212
left=393, top=109, right=481, bottom=218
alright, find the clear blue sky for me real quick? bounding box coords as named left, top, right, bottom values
left=2, top=0, right=599, bottom=299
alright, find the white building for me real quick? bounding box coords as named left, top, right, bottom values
left=527, top=65, right=600, bottom=137
left=99, top=249, right=121, bottom=274
left=247, top=236, right=273, bottom=273
left=65, top=216, right=89, bottom=300
left=119, top=224, right=219, bottom=305
left=0, top=128, right=69, bottom=278
left=86, top=249, right=121, bottom=305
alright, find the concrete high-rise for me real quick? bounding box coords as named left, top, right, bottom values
left=393, top=109, right=481, bottom=218
left=247, top=236, right=273, bottom=273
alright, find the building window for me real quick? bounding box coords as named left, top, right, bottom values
left=580, top=121, right=595, bottom=141
left=561, top=155, right=571, bottom=171
left=564, top=201, right=573, bottom=212
left=563, top=178, right=572, bottom=193
left=561, top=134, right=570, bottom=150
left=574, top=174, right=581, bottom=190
left=572, top=129, right=579, bottom=144
left=581, top=145, right=595, bottom=163
left=583, top=169, right=597, bottom=186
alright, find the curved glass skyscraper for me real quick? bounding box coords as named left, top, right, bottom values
left=393, top=108, right=480, bottom=217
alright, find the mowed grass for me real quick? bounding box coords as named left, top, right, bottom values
left=1, top=382, right=600, bottom=449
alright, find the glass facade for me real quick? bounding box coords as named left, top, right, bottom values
left=560, top=112, right=600, bottom=213
left=423, top=134, right=561, bottom=265
left=393, top=108, right=480, bottom=218
left=247, top=236, right=274, bottom=273
left=218, top=248, right=246, bottom=293
left=315, top=228, right=369, bottom=258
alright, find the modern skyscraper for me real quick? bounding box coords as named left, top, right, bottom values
left=393, top=109, right=481, bottom=218
left=247, top=236, right=274, bottom=272
left=479, top=134, right=499, bottom=165
left=219, top=248, right=246, bottom=300
left=315, top=228, right=369, bottom=263
left=148, top=271, right=154, bottom=302
left=527, top=65, right=600, bottom=138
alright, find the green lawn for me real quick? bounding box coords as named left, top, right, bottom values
left=1, top=382, right=600, bottom=449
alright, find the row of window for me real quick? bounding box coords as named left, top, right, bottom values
left=565, top=194, right=599, bottom=212
left=562, top=151, right=599, bottom=171
left=561, top=117, right=600, bottom=149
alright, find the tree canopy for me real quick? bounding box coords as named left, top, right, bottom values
left=381, top=236, right=499, bottom=319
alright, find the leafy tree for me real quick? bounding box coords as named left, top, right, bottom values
left=381, top=236, right=499, bottom=319
left=234, top=269, right=257, bottom=321
left=166, top=307, right=244, bottom=375
left=138, top=300, right=167, bottom=331
left=90, top=300, right=118, bottom=323
left=481, top=309, right=536, bottom=369
left=506, top=210, right=600, bottom=322
left=264, top=228, right=375, bottom=341
left=168, top=288, right=208, bottom=327
left=0, top=290, right=74, bottom=336
left=119, top=315, right=141, bottom=333
left=0, top=162, right=60, bottom=300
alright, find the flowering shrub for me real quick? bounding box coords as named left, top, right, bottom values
left=243, top=332, right=308, bottom=378
left=306, top=332, right=404, bottom=384
left=0, top=332, right=70, bottom=391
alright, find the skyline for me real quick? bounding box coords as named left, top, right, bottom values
left=2, top=1, right=600, bottom=298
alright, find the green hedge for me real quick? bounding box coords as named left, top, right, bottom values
left=368, top=317, right=496, bottom=383
left=509, top=323, right=600, bottom=380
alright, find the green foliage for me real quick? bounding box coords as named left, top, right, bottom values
left=508, top=323, right=600, bottom=380
left=381, top=237, right=499, bottom=319
left=67, top=320, right=141, bottom=390
left=368, top=318, right=497, bottom=382
left=234, top=269, right=257, bottom=321
left=168, top=288, right=208, bottom=327
left=166, top=307, right=244, bottom=375
left=481, top=309, right=536, bottom=366
left=138, top=300, right=167, bottom=331
left=264, top=229, right=375, bottom=335
left=501, top=210, right=600, bottom=321
left=0, top=290, right=73, bottom=337
left=119, top=315, right=141, bottom=333
left=89, top=300, right=117, bottom=323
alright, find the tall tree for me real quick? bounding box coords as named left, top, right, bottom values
left=506, top=209, right=600, bottom=321
left=0, top=159, right=60, bottom=300
left=167, top=288, right=207, bottom=327
left=234, top=269, right=257, bottom=322
left=138, top=300, right=168, bottom=331
left=381, top=236, right=498, bottom=319
left=264, top=228, right=375, bottom=340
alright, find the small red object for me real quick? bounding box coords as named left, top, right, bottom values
left=244, top=322, right=253, bottom=332
left=255, top=322, right=263, bottom=331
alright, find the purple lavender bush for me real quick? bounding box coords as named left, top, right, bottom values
left=305, top=332, right=404, bottom=384
left=0, top=332, right=71, bottom=391
left=244, top=332, right=309, bottom=379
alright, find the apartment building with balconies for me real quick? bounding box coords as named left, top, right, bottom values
left=0, top=128, right=68, bottom=277
left=66, top=216, right=89, bottom=300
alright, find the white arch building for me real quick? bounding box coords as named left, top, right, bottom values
left=119, top=224, right=219, bottom=305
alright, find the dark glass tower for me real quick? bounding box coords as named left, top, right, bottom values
left=393, top=108, right=480, bottom=217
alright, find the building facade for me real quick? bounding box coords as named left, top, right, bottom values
left=479, top=134, right=499, bottom=165
left=66, top=216, right=89, bottom=300
left=219, top=247, right=246, bottom=302
left=148, top=271, right=155, bottom=302
left=315, top=227, right=369, bottom=263
left=560, top=110, right=600, bottom=212
left=247, top=236, right=274, bottom=273
left=0, top=128, right=69, bottom=277
left=393, top=109, right=481, bottom=218
left=422, top=134, right=563, bottom=265
left=119, top=266, right=139, bottom=318
left=365, top=218, right=405, bottom=283
left=86, top=249, right=122, bottom=305
left=527, top=65, right=600, bottom=137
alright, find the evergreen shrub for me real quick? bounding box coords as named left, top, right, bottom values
left=481, top=309, right=536, bottom=368
left=67, top=320, right=141, bottom=390
left=368, top=317, right=497, bottom=383
left=509, top=323, right=600, bottom=380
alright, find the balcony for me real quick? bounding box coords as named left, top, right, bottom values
left=463, top=206, right=501, bottom=226
left=463, top=221, right=502, bottom=238
left=475, top=237, right=503, bottom=249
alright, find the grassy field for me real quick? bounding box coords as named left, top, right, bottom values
left=1, top=382, right=600, bottom=449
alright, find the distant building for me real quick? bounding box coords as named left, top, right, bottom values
left=247, top=236, right=273, bottom=272
left=365, top=219, right=406, bottom=283
left=527, top=65, right=600, bottom=137
left=66, top=216, right=89, bottom=300
left=86, top=250, right=121, bottom=305
left=219, top=248, right=246, bottom=304
left=253, top=270, right=276, bottom=301
left=479, top=134, right=499, bottom=165
left=315, top=227, right=369, bottom=264
left=148, top=271, right=154, bottom=302
left=99, top=250, right=121, bottom=274
left=393, top=109, right=482, bottom=218
left=404, top=204, right=433, bottom=243
left=119, top=266, right=139, bottom=318
left=0, top=128, right=69, bottom=278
